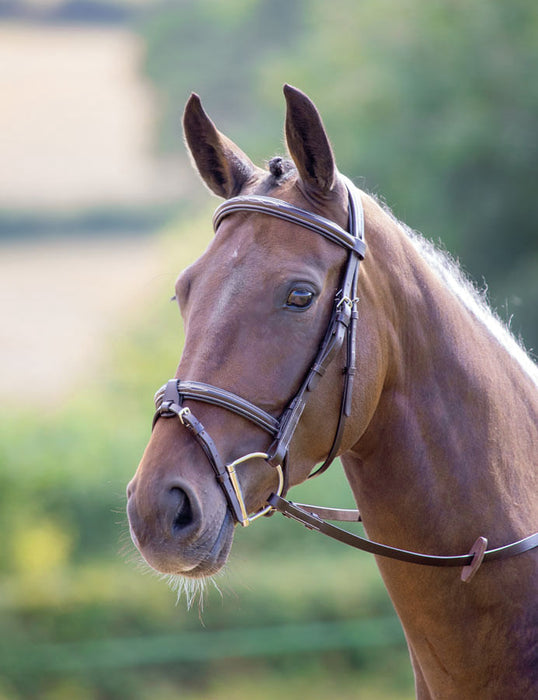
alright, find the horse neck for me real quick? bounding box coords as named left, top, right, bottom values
left=347, top=195, right=538, bottom=552
left=342, top=195, right=538, bottom=694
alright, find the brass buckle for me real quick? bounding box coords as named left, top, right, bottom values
left=177, top=406, right=192, bottom=425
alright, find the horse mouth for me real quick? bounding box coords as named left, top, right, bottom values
left=180, top=510, right=235, bottom=578
left=133, top=508, right=235, bottom=579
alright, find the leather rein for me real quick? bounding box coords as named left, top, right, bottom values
left=152, top=176, right=538, bottom=582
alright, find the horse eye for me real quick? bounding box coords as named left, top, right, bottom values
left=286, top=288, right=314, bottom=308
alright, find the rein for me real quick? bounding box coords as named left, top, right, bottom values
left=152, top=177, right=538, bottom=582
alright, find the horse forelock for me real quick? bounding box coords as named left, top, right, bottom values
left=254, top=156, right=297, bottom=194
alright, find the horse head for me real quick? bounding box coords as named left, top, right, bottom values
left=126, top=86, right=384, bottom=577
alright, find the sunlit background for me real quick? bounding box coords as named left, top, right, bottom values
left=0, top=1, right=536, bottom=698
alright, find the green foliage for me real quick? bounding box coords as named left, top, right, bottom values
left=140, top=0, right=538, bottom=350
left=139, top=0, right=306, bottom=156
left=0, top=216, right=412, bottom=698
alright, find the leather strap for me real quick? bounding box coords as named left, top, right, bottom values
left=268, top=494, right=538, bottom=572
left=154, top=380, right=279, bottom=435
left=266, top=177, right=365, bottom=470
left=213, top=193, right=366, bottom=259
left=293, top=503, right=361, bottom=522
left=178, top=408, right=249, bottom=525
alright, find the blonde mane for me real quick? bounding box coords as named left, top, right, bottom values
left=387, top=209, right=538, bottom=389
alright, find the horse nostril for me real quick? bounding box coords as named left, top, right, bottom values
left=126, top=479, right=135, bottom=500
left=169, top=487, right=194, bottom=532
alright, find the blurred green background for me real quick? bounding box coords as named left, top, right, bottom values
left=0, top=1, right=536, bottom=698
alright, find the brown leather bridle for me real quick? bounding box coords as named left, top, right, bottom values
left=152, top=176, right=538, bottom=582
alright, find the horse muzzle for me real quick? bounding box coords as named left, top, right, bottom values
left=126, top=469, right=235, bottom=577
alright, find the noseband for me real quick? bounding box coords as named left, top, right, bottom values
left=152, top=177, right=538, bottom=581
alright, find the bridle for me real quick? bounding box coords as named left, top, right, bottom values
left=153, top=175, right=364, bottom=522
left=152, top=176, right=538, bottom=583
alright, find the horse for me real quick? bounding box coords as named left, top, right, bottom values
left=126, top=85, right=538, bottom=698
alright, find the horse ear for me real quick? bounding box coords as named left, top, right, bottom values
left=283, top=84, right=337, bottom=195
left=183, top=93, right=256, bottom=198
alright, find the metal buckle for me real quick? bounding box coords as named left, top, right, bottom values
left=225, top=452, right=284, bottom=526
left=177, top=406, right=192, bottom=425
left=336, top=295, right=359, bottom=310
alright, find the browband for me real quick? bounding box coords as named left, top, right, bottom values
left=213, top=183, right=366, bottom=259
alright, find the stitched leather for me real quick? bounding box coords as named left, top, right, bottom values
left=213, top=193, right=366, bottom=259
left=154, top=380, right=279, bottom=435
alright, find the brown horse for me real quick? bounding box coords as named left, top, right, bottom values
left=127, top=85, right=538, bottom=698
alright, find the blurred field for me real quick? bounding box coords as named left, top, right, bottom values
left=0, top=234, right=164, bottom=405
left=0, top=18, right=181, bottom=406
left=0, top=22, right=179, bottom=209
